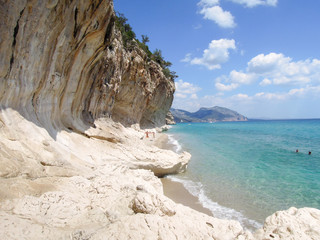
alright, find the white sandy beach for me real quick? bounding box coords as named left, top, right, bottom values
left=151, top=132, right=214, bottom=216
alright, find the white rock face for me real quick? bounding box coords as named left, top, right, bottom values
left=0, top=0, right=174, bottom=131
left=0, top=0, right=319, bottom=239
left=254, top=207, right=320, bottom=240
left=0, top=108, right=252, bottom=239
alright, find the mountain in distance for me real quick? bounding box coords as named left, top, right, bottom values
left=171, top=106, right=248, bottom=123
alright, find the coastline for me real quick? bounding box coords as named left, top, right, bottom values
left=1, top=112, right=320, bottom=239
left=153, top=131, right=213, bottom=217
left=1, top=0, right=319, bottom=236
left=161, top=177, right=213, bottom=216
left=154, top=130, right=264, bottom=232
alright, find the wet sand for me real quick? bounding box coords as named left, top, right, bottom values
left=161, top=177, right=213, bottom=216
left=155, top=132, right=213, bottom=216
left=154, top=133, right=175, bottom=150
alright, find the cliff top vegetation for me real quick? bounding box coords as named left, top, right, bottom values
left=114, top=12, right=178, bottom=81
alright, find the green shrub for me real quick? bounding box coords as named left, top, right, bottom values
left=114, top=12, right=178, bottom=80
left=137, top=39, right=152, bottom=58
left=115, top=12, right=136, bottom=47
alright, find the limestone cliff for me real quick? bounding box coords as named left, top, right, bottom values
left=0, top=0, right=174, bottom=132
left=1, top=1, right=320, bottom=240
left=0, top=0, right=187, bottom=183
left=165, top=111, right=176, bottom=125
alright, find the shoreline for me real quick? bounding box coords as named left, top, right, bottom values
left=154, top=131, right=262, bottom=232
left=161, top=177, right=213, bottom=216
left=2, top=113, right=320, bottom=238
left=154, top=131, right=213, bottom=217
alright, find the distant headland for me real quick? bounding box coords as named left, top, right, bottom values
left=170, top=106, right=248, bottom=123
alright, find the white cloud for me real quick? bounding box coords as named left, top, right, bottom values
left=288, top=85, right=320, bottom=97
left=175, top=93, right=187, bottom=99
left=197, top=0, right=235, bottom=29
left=247, top=53, right=290, bottom=74
left=191, top=93, right=198, bottom=99
left=215, top=82, right=239, bottom=91
left=181, top=53, right=192, bottom=63
left=172, top=84, right=320, bottom=118
left=214, top=52, right=320, bottom=102
left=172, top=90, right=202, bottom=111
left=273, top=76, right=292, bottom=85
left=214, top=70, right=255, bottom=91
left=198, top=0, right=220, bottom=7
left=254, top=91, right=286, bottom=100
left=255, top=92, right=265, bottom=97
left=199, top=5, right=236, bottom=28
left=247, top=53, right=320, bottom=86
left=197, top=0, right=277, bottom=29
left=232, top=93, right=251, bottom=100
left=175, top=79, right=201, bottom=99
left=250, top=85, right=320, bottom=101
left=259, top=78, right=272, bottom=86
left=229, top=0, right=277, bottom=8
left=288, top=88, right=305, bottom=97
left=190, top=39, right=236, bottom=70
left=230, top=70, right=255, bottom=84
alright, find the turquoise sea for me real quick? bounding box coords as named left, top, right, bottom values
left=167, top=119, right=320, bottom=230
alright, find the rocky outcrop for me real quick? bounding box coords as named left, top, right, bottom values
left=0, top=1, right=319, bottom=239
left=0, top=107, right=251, bottom=240
left=166, top=111, right=176, bottom=125
left=0, top=0, right=174, bottom=131
left=0, top=0, right=185, bottom=197
left=254, top=207, right=320, bottom=239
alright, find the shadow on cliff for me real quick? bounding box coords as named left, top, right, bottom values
left=0, top=0, right=174, bottom=141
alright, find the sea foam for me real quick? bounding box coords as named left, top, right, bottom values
left=167, top=120, right=320, bottom=231
left=167, top=134, right=182, bottom=153
left=167, top=175, right=262, bottom=231
left=167, top=133, right=262, bottom=231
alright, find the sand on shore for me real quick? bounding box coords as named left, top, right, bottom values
left=161, top=177, right=213, bottom=216
left=154, top=133, right=176, bottom=150
left=152, top=131, right=213, bottom=216
left=142, top=130, right=173, bottom=149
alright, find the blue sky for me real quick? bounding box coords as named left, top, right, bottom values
left=114, top=0, right=320, bottom=119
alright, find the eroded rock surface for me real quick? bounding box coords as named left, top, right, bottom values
left=0, top=0, right=319, bottom=239
left=254, top=207, right=320, bottom=240
left=166, top=111, right=176, bottom=125
left=0, top=0, right=174, bottom=131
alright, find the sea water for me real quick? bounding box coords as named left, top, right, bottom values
left=167, top=120, right=320, bottom=230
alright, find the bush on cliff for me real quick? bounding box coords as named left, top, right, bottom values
left=114, top=12, right=136, bottom=48
left=152, top=49, right=178, bottom=80
left=114, top=12, right=177, bottom=80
